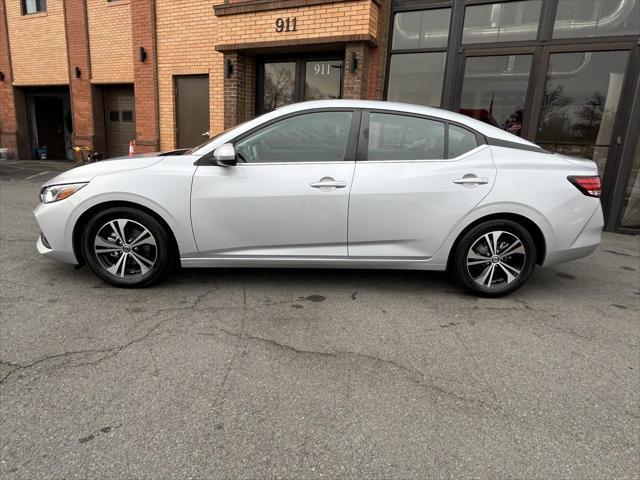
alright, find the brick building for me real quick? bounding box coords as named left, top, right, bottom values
left=0, top=0, right=639, bottom=232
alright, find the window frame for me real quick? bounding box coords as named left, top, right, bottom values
left=356, top=109, right=487, bottom=162
left=228, top=108, right=362, bottom=165
left=21, top=0, right=47, bottom=15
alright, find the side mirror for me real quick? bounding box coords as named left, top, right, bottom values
left=213, top=143, right=237, bottom=166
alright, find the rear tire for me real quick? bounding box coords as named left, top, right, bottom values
left=452, top=219, right=536, bottom=297
left=81, top=207, right=174, bottom=288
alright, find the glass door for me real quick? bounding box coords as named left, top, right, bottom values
left=534, top=48, right=630, bottom=176
left=457, top=50, right=536, bottom=138
left=259, top=56, right=343, bottom=114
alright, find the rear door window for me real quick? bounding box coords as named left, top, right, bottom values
left=367, top=113, right=445, bottom=160
left=448, top=124, right=478, bottom=158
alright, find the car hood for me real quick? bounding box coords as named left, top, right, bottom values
left=41, top=156, right=164, bottom=187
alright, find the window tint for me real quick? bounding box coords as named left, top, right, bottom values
left=553, top=0, right=640, bottom=39
left=235, top=111, right=353, bottom=163
left=387, top=52, right=446, bottom=107
left=448, top=125, right=479, bottom=158
left=462, top=0, right=542, bottom=44
left=392, top=9, right=451, bottom=49
left=367, top=113, right=445, bottom=161
left=121, top=110, right=134, bottom=122
left=22, top=0, right=46, bottom=14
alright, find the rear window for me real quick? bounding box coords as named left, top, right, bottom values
left=448, top=124, right=478, bottom=158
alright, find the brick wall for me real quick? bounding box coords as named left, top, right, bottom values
left=368, top=0, right=389, bottom=100
left=223, top=53, right=256, bottom=129
left=87, top=0, right=134, bottom=84
left=5, top=0, right=68, bottom=86
left=0, top=0, right=18, bottom=157
left=343, top=43, right=369, bottom=100
left=65, top=0, right=95, bottom=151
left=131, top=0, right=159, bottom=152
left=216, top=0, right=377, bottom=48
left=155, top=0, right=224, bottom=151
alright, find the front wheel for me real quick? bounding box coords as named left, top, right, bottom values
left=81, top=207, right=174, bottom=288
left=452, top=220, right=536, bottom=297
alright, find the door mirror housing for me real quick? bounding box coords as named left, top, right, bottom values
left=213, top=143, right=237, bottom=166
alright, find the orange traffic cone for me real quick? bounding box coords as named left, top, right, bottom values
left=128, top=140, right=135, bottom=156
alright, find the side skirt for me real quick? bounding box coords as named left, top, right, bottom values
left=180, top=256, right=447, bottom=271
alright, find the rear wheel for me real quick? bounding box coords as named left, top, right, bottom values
left=452, top=219, right=536, bottom=297
left=82, top=207, right=174, bottom=287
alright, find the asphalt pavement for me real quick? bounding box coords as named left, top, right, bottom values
left=1, top=159, right=639, bottom=479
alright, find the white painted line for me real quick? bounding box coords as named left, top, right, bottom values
left=25, top=171, right=50, bottom=180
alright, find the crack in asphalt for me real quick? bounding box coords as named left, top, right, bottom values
left=0, top=297, right=212, bottom=386
left=206, top=325, right=488, bottom=407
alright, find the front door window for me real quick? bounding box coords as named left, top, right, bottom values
left=536, top=50, right=629, bottom=174
left=260, top=57, right=343, bottom=114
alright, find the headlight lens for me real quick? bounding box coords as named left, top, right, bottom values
left=39, top=183, right=88, bottom=203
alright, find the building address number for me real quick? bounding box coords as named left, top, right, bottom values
left=275, top=17, right=297, bottom=32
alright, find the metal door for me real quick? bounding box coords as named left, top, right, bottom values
left=105, top=86, right=136, bottom=158
left=175, top=75, right=210, bottom=148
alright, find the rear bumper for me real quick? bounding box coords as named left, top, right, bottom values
left=543, top=204, right=603, bottom=266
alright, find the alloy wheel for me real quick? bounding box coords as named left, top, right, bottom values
left=93, top=218, right=157, bottom=278
left=466, top=230, right=526, bottom=288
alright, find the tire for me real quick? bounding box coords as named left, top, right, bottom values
left=81, top=207, right=175, bottom=288
left=452, top=219, right=536, bottom=297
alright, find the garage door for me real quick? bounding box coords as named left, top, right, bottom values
left=105, top=86, right=136, bottom=158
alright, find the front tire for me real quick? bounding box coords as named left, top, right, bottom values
left=452, top=219, right=536, bottom=297
left=82, top=207, right=174, bottom=288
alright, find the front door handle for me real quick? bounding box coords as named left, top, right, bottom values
left=310, top=177, right=347, bottom=191
left=453, top=176, right=489, bottom=185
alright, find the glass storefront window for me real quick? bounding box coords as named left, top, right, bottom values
left=462, top=0, right=542, bottom=44
left=304, top=60, right=342, bottom=101
left=392, top=9, right=451, bottom=50
left=619, top=135, right=640, bottom=228
left=553, top=0, right=640, bottom=39
left=262, top=62, right=296, bottom=113
left=459, top=54, right=532, bottom=136
left=387, top=52, right=446, bottom=107
left=536, top=50, right=629, bottom=174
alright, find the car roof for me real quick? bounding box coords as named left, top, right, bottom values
left=272, top=99, right=536, bottom=147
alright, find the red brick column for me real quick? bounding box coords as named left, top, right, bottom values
left=0, top=0, right=18, bottom=158
left=343, top=43, right=370, bottom=100
left=64, top=0, right=105, bottom=154
left=223, top=52, right=256, bottom=129
left=131, top=0, right=160, bottom=153
left=368, top=0, right=391, bottom=100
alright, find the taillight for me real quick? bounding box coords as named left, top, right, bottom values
left=568, top=175, right=601, bottom=198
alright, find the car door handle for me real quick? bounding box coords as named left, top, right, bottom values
left=310, top=180, right=347, bottom=189
left=453, top=176, right=489, bottom=185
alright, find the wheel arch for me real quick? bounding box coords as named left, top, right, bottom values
left=72, top=201, right=180, bottom=267
left=446, top=212, right=547, bottom=270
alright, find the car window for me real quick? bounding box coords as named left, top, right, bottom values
left=367, top=113, right=445, bottom=160
left=235, top=111, right=353, bottom=163
left=448, top=124, right=478, bottom=158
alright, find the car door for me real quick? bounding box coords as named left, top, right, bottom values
left=191, top=109, right=359, bottom=257
left=348, top=110, right=496, bottom=259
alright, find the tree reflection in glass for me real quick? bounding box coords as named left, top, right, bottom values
left=263, top=62, right=296, bottom=113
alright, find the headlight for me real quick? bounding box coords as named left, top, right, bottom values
left=39, top=183, right=88, bottom=203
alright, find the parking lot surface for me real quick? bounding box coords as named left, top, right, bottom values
left=1, top=159, right=639, bottom=479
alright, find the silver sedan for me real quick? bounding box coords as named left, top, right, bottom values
left=34, top=100, right=603, bottom=296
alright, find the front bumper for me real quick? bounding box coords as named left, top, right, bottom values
left=34, top=202, right=79, bottom=264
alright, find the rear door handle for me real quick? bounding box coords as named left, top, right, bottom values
left=453, top=176, right=489, bottom=185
